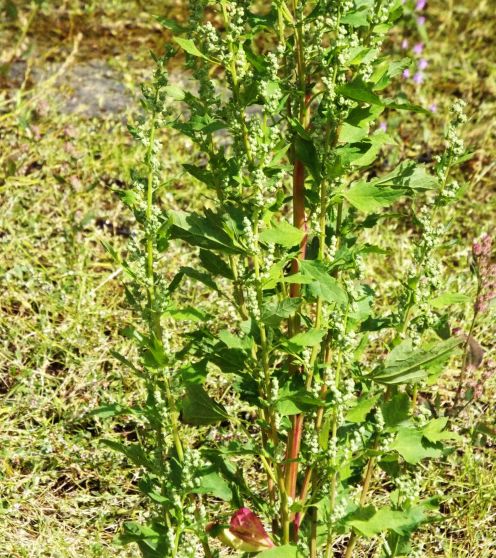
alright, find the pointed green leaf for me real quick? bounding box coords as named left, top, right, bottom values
left=260, top=220, right=305, bottom=248
left=182, top=385, right=227, bottom=425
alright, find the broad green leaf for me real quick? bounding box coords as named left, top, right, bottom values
left=199, top=250, right=234, bottom=279
left=343, top=162, right=438, bottom=212
left=182, top=385, right=227, bottom=425
left=174, top=37, right=208, bottom=59
left=218, top=330, right=253, bottom=350
left=337, top=78, right=383, bottom=106
left=167, top=306, right=210, bottom=322
left=347, top=505, right=427, bottom=538
left=391, top=427, right=443, bottom=464
left=370, top=336, right=463, bottom=385
left=338, top=123, right=369, bottom=143
left=164, top=85, right=185, bottom=100
left=344, top=180, right=406, bottom=212
left=195, top=470, right=232, bottom=501
left=346, top=105, right=385, bottom=128
left=168, top=210, right=244, bottom=254
left=103, top=441, right=160, bottom=474
left=346, top=394, right=380, bottom=423
left=340, top=7, right=370, bottom=27
left=276, top=388, right=324, bottom=416
left=287, top=328, right=325, bottom=347
left=261, top=298, right=301, bottom=327
left=257, top=545, right=299, bottom=557
left=299, top=260, right=348, bottom=305
left=371, top=58, right=410, bottom=90
left=429, top=292, right=471, bottom=309
left=422, top=418, right=461, bottom=443
left=260, top=220, right=305, bottom=248
left=381, top=392, right=411, bottom=427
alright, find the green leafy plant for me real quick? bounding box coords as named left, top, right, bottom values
left=100, top=1, right=473, bottom=556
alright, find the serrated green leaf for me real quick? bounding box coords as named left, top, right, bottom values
left=261, top=298, right=301, bottom=327
left=422, top=418, right=461, bottom=443
left=260, top=220, right=305, bottom=248
left=347, top=505, right=427, bottom=538
left=381, top=392, right=411, bottom=427
left=182, top=385, right=227, bottom=425
left=337, top=78, right=384, bottom=106
left=287, top=328, right=325, bottom=347
left=346, top=394, right=380, bottom=423
left=299, top=260, right=348, bottom=305
left=338, top=123, right=369, bottom=143
left=194, top=470, right=233, bottom=501
left=344, top=180, right=406, bottom=212
left=391, top=428, right=443, bottom=464
left=218, top=330, right=253, bottom=350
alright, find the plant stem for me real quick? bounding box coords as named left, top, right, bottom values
left=284, top=0, right=309, bottom=525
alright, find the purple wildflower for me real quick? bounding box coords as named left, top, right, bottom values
left=401, top=38, right=409, bottom=49
left=413, top=42, right=424, bottom=55
left=379, top=121, right=387, bottom=132
left=413, top=72, right=424, bottom=85
left=417, top=15, right=426, bottom=25
left=402, top=68, right=411, bottom=79
left=416, top=0, right=427, bottom=10
left=429, top=102, right=437, bottom=113
left=418, top=58, right=428, bottom=70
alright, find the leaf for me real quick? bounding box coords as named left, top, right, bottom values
left=429, top=293, right=471, bottom=309
left=218, top=330, right=253, bottom=350
left=179, top=266, right=218, bottom=291
left=276, top=389, right=323, bottom=416
left=370, top=337, right=463, bottom=385
left=391, top=428, right=443, bottom=464
left=344, top=180, right=406, bottom=212
left=168, top=210, right=244, bottom=254
left=343, top=162, right=438, bottom=213
left=174, top=37, right=208, bottom=59
left=346, top=395, right=380, bottom=423
left=381, top=392, right=411, bottom=428
left=199, top=249, right=234, bottom=279
left=340, top=7, right=370, bottom=27
left=347, top=505, right=427, bottom=538
left=287, top=329, right=325, bottom=348
left=294, top=136, right=321, bottom=180
left=164, top=85, right=185, bottom=100
left=422, top=418, right=461, bottom=443
left=338, top=123, right=369, bottom=143
left=260, top=220, right=305, bottom=248
left=337, top=78, right=384, bottom=106
left=257, top=545, right=299, bottom=558
left=261, top=298, right=301, bottom=328
left=182, top=385, right=227, bottom=425
left=299, top=260, right=348, bottom=305
left=195, top=470, right=233, bottom=501
left=167, top=306, right=210, bottom=322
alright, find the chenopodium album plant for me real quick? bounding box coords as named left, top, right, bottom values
left=101, top=1, right=472, bottom=557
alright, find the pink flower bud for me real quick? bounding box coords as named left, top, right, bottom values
left=225, top=508, right=275, bottom=551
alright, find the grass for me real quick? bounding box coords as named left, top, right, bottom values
left=0, top=0, right=495, bottom=557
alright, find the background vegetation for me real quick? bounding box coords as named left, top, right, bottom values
left=0, top=1, right=494, bottom=556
